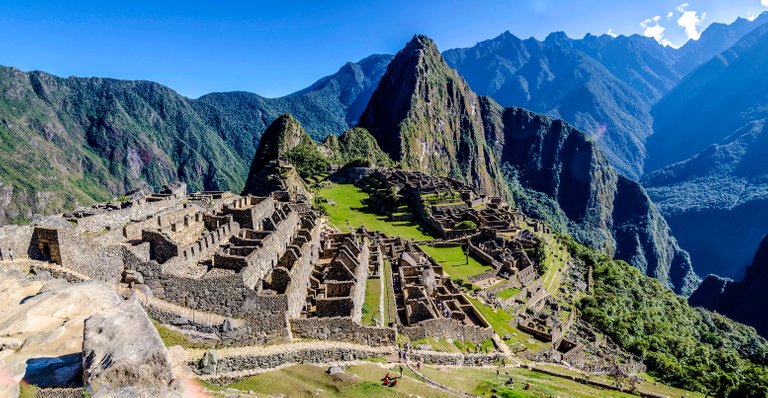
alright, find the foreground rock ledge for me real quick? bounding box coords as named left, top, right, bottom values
left=83, top=296, right=177, bottom=395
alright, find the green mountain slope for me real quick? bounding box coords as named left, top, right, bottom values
left=0, top=67, right=246, bottom=222
left=358, top=35, right=697, bottom=294
left=358, top=35, right=506, bottom=197
left=481, top=103, right=698, bottom=294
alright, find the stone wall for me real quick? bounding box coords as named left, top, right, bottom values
left=49, top=230, right=125, bottom=283
left=240, top=210, right=301, bottom=289
left=146, top=300, right=288, bottom=346
left=194, top=344, right=390, bottom=377
left=410, top=351, right=505, bottom=367
left=125, top=250, right=289, bottom=318
left=123, top=205, right=199, bottom=241
left=351, top=243, right=371, bottom=322
left=468, top=242, right=502, bottom=269
left=283, top=217, right=322, bottom=317
left=223, top=196, right=274, bottom=230
left=401, top=318, right=494, bottom=344
left=0, top=225, right=35, bottom=260
left=74, top=197, right=182, bottom=233
left=290, top=317, right=396, bottom=346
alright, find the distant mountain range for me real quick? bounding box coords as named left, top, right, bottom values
left=1, top=12, right=768, bottom=295
left=644, top=23, right=768, bottom=280
left=358, top=34, right=697, bottom=293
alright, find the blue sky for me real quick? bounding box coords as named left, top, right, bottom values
left=0, top=0, right=765, bottom=98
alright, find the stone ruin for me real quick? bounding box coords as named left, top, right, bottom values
left=306, top=231, right=370, bottom=321
left=393, top=248, right=495, bottom=344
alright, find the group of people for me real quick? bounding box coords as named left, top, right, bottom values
left=0, top=247, right=14, bottom=261
left=381, top=372, right=399, bottom=387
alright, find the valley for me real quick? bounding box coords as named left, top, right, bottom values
left=1, top=6, right=768, bottom=397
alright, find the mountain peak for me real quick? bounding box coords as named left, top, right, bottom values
left=357, top=35, right=505, bottom=196
left=401, top=34, right=441, bottom=59
left=246, top=113, right=307, bottom=172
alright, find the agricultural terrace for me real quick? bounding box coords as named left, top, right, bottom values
left=317, top=183, right=433, bottom=241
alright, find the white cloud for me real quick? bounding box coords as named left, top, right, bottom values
left=606, top=28, right=618, bottom=37
left=677, top=9, right=707, bottom=40
left=677, top=3, right=689, bottom=12
left=667, top=12, right=674, bottom=19
left=747, top=12, right=759, bottom=21
left=762, top=0, right=768, bottom=7
left=640, top=15, right=674, bottom=46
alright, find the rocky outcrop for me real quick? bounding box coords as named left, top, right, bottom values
left=242, top=114, right=312, bottom=199
left=244, top=113, right=308, bottom=175
left=0, top=271, right=123, bottom=397
left=689, top=234, right=768, bottom=338
left=358, top=35, right=506, bottom=197
left=83, top=297, right=177, bottom=395
left=481, top=104, right=698, bottom=294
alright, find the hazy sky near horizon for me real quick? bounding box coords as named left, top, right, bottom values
left=1, top=1, right=765, bottom=98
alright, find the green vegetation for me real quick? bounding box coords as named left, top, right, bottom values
left=18, top=383, right=40, bottom=398
left=453, top=220, right=478, bottom=230
left=317, top=183, right=433, bottom=240
left=535, top=237, right=569, bottom=296
left=496, top=288, right=522, bottom=300
left=418, top=365, right=637, bottom=398
left=465, top=296, right=547, bottom=352
left=421, top=245, right=492, bottom=284
left=361, top=278, right=382, bottom=326
left=285, top=135, right=331, bottom=179
left=382, top=260, right=397, bottom=326
left=153, top=321, right=210, bottom=349
left=323, top=127, right=394, bottom=167
left=211, top=363, right=445, bottom=397
left=566, top=236, right=768, bottom=396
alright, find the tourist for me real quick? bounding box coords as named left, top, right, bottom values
left=8, top=248, right=13, bottom=261
left=416, top=361, right=421, bottom=371
left=399, top=365, right=403, bottom=376
left=0, top=248, right=4, bottom=261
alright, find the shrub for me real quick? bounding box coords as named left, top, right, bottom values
left=454, top=220, right=478, bottom=230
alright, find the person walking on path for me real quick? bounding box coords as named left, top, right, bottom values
left=8, top=248, right=14, bottom=261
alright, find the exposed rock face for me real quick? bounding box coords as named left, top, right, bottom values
left=0, top=272, right=123, bottom=397
left=357, top=35, right=697, bottom=294
left=242, top=114, right=312, bottom=199
left=481, top=104, right=698, bottom=294
left=689, top=234, right=768, bottom=338
left=83, top=297, right=176, bottom=394
left=358, top=35, right=506, bottom=197
left=245, top=113, right=307, bottom=175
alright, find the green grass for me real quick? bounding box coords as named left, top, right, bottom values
left=540, top=236, right=569, bottom=296
left=318, top=183, right=434, bottom=241
left=532, top=364, right=705, bottom=398
left=382, top=260, right=397, bottom=326
left=465, top=296, right=547, bottom=352
left=214, top=363, right=447, bottom=397
left=153, top=321, right=210, bottom=349
left=421, top=245, right=493, bottom=283
left=361, top=277, right=382, bottom=326
left=418, top=365, right=638, bottom=398
left=18, top=383, right=40, bottom=398
left=497, top=288, right=522, bottom=300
